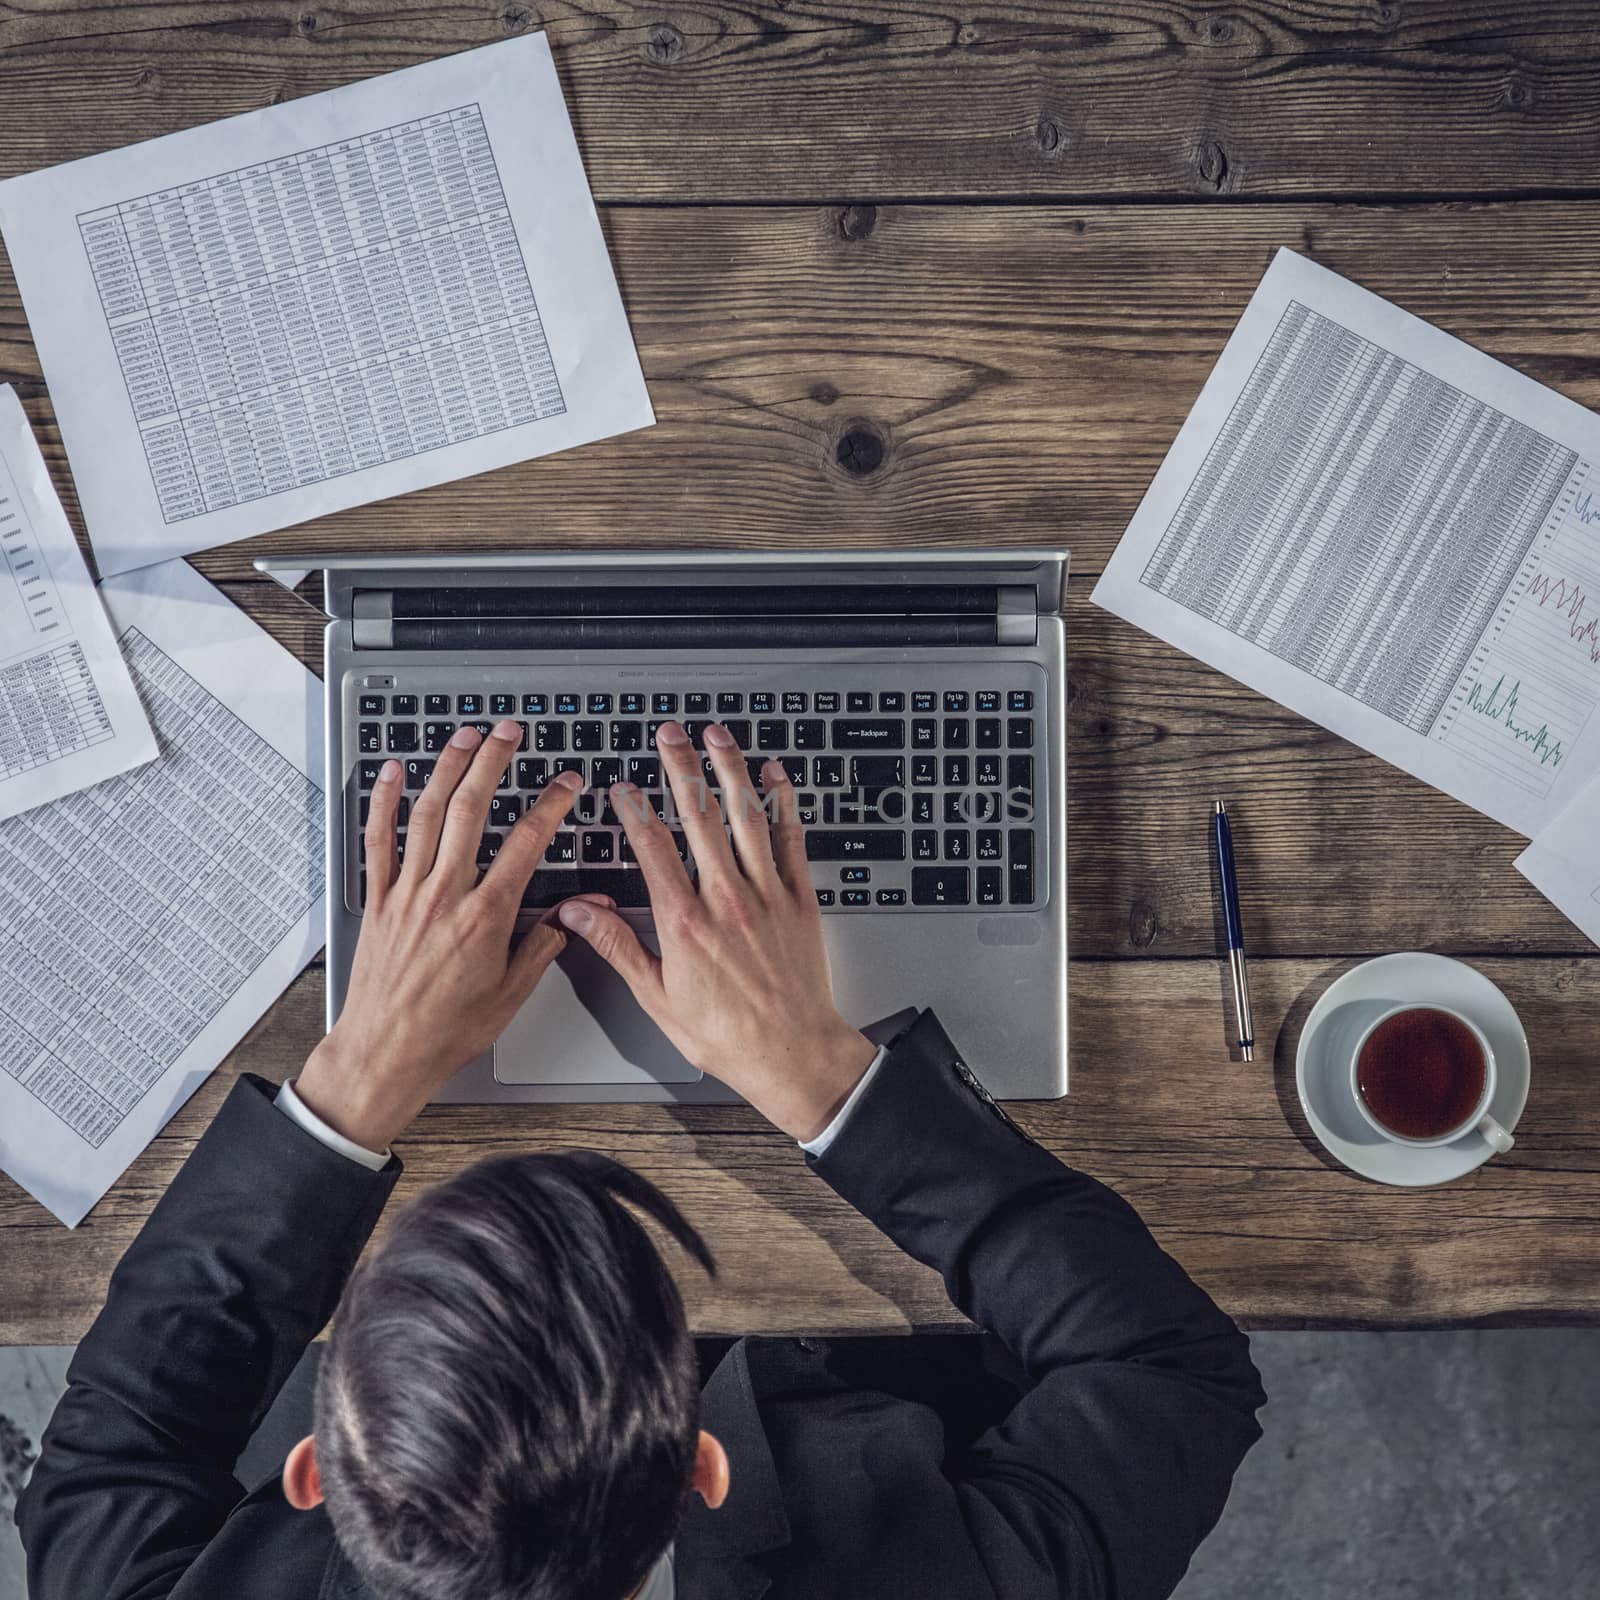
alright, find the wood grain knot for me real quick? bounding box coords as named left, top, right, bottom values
left=810, top=382, right=840, bottom=407
left=1374, top=1, right=1401, bottom=28
left=1503, top=79, right=1535, bottom=111
left=1194, top=140, right=1230, bottom=191
left=1204, top=15, right=1235, bottom=43
left=502, top=5, right=531, bottom=30
left=645, top=23, right=686, bottom=65
left=835, top=424, right=886, bottom=478
left=297, top=11, right=318, bottom=35
left=1128, top=898, right=1160, bottom=950
left=839, top=204, right=878, bottom=241
left=1036, top=117, right=1064, bottom=157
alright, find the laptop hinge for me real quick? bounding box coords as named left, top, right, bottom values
left=352, top=590, right=394, bottom=649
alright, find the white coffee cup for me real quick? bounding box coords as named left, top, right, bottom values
left=1347, top=1003, right=1514, bottom=1154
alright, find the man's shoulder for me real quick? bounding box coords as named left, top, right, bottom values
left=168, top=1486, right=359, bottom=1599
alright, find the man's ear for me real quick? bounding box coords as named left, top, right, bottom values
left=693, top=1430, right=730, bottom=1511
left=283, top=1434, right=324, bottom=1511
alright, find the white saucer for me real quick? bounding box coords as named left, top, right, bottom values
left=1294, top=953, right=1530, bottom=1187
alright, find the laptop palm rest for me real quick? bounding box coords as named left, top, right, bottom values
left=493, top=925, right=702, bottom=1086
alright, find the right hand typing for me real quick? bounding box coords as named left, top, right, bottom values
left=557, top=719, right=878, bottom=1142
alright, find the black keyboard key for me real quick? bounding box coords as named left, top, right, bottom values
left=591, top=758, right=623, bottom=789
left=386, top=723, right=419, bottom=753
left=1008, top=830, right=1036, bottom=903
left=491, top=694, right=517, bottom=716
left=573, top=791, right=601, bottom=825
left=1008, top=690, right=1034, bottom=712
left=944, top=793, right=969, bottom=825
left=555, top=692, right=580, bottom=714
left=517, top=758, right=548, bottom=787
left=535, top=722, right=567, bottom=753
left=683, top=721, right=711, bottom=747
left=423, top=722, right=453, bottom=753
left=829, top=788, right=899, bottom=825
left=976, top=690, right=1000, bottom=713
left=944, top=718, right=969, bottom=749
left=811, top=754, right=844, bottom=786
left=782, top=691, right=808, bottom=714
left=815, top=888, right=835, bottom=907
left=805, top=831, right=906, bottom=861
left=841, top=889, right=871, bottom=907
left=523, top=693, right=548, bottom=715
left=797, top=795, right=818, bottom=825
left=975, top=718, right=1001, bottom=749
left=757, top=720, right=788, bottom=752
left=846, top=691, right=873, bottom=712
left=912, top=755, right=937, bottom=786
left=912, top=867, right=970, bottom=906
left=945, top=829, right=970, bottom=861
left=750, top=692, right=775, bottom=714
left=424, top=693, right=449, bottom=715
left=685, top=692, right=710, bottom=715
left=724, top=720, right=752, bottom=749
left=840, top=866, right=871, bottom=884
left=794, top=720, right=826, bottom=750
left=1008, top=717, right=1034, bottom=749
left=522, top=868, right=651, bottom=909
left=977, top=829, right=1002, bottom=861
left=815, top=691, right=840, bottom=714
left=489, top=796, right=521, bottom=828
left=620, top=692, right=645, bottom=715
left=581, top=831, right=615, bottom=864
left=832, top=719, right=905, bottom=750
left=359, top=722, right=381, bottom=753
left=357, top=795, right=412, bottom=827
left=358, top=694, right=386, bottom=715
left=393, top=694, right=415, bottom=714
left=465, top=721, right=493, bottom=739
left=588, top=693, right=613, bottom=714
left=357, top=760, right=384, bottom=789
left=977, top=866, right=1003, bottom=905
left=913, top=829, right=938, bottom=861
left=944, top=755, right=969, bottom=786
left=879, top=691, right=905, bottom=712
left=876, top=888, right=907, bottom=906
left=572, top=721, right=604, bottom=752
left=717, top=692, right=744, bottom=714
left=610, top=721, right=642, bottom=752
left=912, top=793, right=934, bottom=823
left=627, top=756, right=661, bottom=787
left=975, top=752, right=1002, bottom=787
left=943, top=691, right=969, bottom=712
left=779, top=756, right=806, bottom=785
left=477, top=832, right=503, bottom=867
left=457, top=694, right=483, bottom=716
left=553, top=757, right=586, bottom=781
left=912, top=691, right=936, bottom=713
left=545, top=831, right=576, bottom=863
left=653, top=692, right=678, bottom=714
left=1007, top=756, right=1034, bottom=815
left=912, top=719, right=937, bottom=750
left=849, top=756, right=904, bottom=787
left=403, top=759, right=435, bottom=789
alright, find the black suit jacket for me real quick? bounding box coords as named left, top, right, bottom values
left=17, top=1011, right=1264, bottom=1599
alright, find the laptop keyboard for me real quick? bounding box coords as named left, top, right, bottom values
left=346, top=674, right=1046, bottom=915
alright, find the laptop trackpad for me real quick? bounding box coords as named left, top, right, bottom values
left=493, top=930, right=703, bottom=1086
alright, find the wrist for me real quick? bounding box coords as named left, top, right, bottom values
left=296, top=1032, right=416, bottom=1153
left=780, top=1025, right=878, bottom=1144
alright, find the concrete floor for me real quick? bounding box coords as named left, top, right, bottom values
left=3, top=1332, right=1597, bottom=1598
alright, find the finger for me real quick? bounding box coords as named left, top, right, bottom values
left=557, top=898, right=667, bottom=1014
left=435, top=719, right=524, bottom=885
left=610, top=780, right=697, bottom=918
left=703, top=724, right=777, bottom=887
left=404, top=724, right=484, bottom=876
left=482, top=768, right=584, bottom=904
left=761, top=759, right=813, bottom=903
left=656, top=721, right=734, bottom=882
left=361, top=759, right=404, bottom=908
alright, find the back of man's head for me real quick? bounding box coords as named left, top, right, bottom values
left=315, top=1150, right=715, bottom=1600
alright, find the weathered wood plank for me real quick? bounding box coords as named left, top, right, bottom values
left=8, top=201, right=1600, bottom=577
left=0, top=4, right=1597, bottom=201
left=216, top=573, right=1589, bottom=962
left=3, top=955, right=1594, bottom=1343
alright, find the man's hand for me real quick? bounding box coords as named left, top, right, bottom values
left=556, top=720, right=877, bottom=1141
left=296, top=721, right=605, bottom=1151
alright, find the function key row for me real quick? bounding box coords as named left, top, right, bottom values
left=371, top=689, right=1036, bottom=718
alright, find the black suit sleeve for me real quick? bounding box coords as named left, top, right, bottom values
left=811, top=1011, right=1265, bottom=1600
left=16, top=1075, right=400, bottom=1600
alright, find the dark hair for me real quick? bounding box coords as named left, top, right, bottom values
left=315, top=1151, right=715, bottom=1600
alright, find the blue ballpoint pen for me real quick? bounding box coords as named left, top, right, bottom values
left=1213, top=799, right=1255, bottom=1061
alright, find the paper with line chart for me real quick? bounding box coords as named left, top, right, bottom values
left=0, top=33, right=652, bottom=577
left=1094, top=249, right=1600, bottom=836
left=0, top=385, right=156, bottom=820
left=1514, top=773, right=1600, bottom=948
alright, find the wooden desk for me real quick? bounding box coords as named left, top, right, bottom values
left=3, top=4, right=1598, bottom=1341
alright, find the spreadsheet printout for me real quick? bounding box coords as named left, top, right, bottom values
left=0, top=385, right=156, bottom=819
left=1515, top=773, right=1600, bottom=948
left=0, top=33, right=653, bottom=577
left=1094, top=249, right=1600, bottom=837
left=0, top=559, right=323, bottom=1227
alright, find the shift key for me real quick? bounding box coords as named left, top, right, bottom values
left=806, top=831, right=906, bottom=861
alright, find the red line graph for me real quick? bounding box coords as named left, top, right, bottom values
left=1528, top=571, right=1600, bottom=666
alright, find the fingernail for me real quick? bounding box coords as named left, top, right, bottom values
left=558, top=900, right=594, bottom=933
left=657, top=721, right=689, bottom=746
left=492, top=718, right=520, bottom=742
left=553, top=768, right=584, bottom=791
left=761, top=759, right=785, bottom=784
left=378, top=759, right=402, bottom=784
left=704, top=722, right=734, bottom=748
left=449, top=725, right=480, bottom=748
left=612, top=780, right=638, bottom=796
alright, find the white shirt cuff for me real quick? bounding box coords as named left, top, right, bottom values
left=799, top=1045, right=889, bottom=1158
left=275, top=1080, right=390, bottom=1171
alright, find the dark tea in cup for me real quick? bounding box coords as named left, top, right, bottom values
left=1356, top=1006, right=1487, bottom=1140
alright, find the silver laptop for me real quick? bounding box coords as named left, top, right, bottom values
left=260, top=549, right=1069, bottom=1103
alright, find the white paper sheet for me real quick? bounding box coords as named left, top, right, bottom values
left=0, top=32, right=653, bottom=577
left=1094, top=248, right=1600, bottom=837
left=1515, top=775, right=1600, bottom=946
left=0, top=559, right=324, bottom=1226
left=0, top=385, right=157, bottom=819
